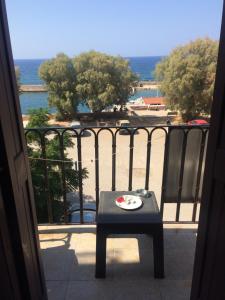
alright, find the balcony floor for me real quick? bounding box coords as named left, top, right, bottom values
left=39, top=224, right=197, bottom=300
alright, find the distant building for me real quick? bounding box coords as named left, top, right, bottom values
left=143, top=97, right=166, bottom=110
left=143, top=97, right=165, bottom=105
left=129, top=97, right=166, bottom=110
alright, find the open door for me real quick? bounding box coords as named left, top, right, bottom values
left=191, top=2, right=225, bottom=299
left=0, top=1, right=47, bottom=299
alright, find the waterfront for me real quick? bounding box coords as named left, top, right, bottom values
left=16, top=57, right=163, bottom=114
left=15, top=56, right=163, bottom=84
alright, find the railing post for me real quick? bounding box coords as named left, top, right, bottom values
left=160, top=128, right=169, bottom=217
left=128, top=132, right=134, bottom=191
left=112, top=134, right=116, bottom=191
left=145, top=132, right=151, bottom=191
left=77, top=134, right=84, bottom=224
left=24, top=124, right=209, bottom=225
left=59, top=132, right=68, bottom=223
left=40, top=132, right=53, bottom=223
left=192, top=130, right=207, bottom=222
left=176, top=130, right=188, bottom=222
left=95, top=133, right=100, bottom=209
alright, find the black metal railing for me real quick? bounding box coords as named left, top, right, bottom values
left=25, top=125, right=209, bottom=224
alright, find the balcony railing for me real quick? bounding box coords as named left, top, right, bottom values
left=25, top=125, right=209, bottom=225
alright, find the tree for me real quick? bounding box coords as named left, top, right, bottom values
left=155, top=38, right=218, bottom=120
left=39, top=53, right=79, bottom=120
left=15, top=65, right=21, bottom=94
left=26, top=108, right=88, bottom=223
left=74, top=51, right=138, bottom=112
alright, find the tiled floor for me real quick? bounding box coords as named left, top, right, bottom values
left=39, top=224, right=197, bottom=300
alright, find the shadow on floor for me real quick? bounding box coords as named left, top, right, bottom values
left=40, top=227, right=196, bottom=300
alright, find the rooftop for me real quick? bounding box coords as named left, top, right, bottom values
left=143, top=97, right=166, bottom=105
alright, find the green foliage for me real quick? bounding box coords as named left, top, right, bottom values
left=39, top=53, right=79, bottom=120
left=39, top=51, right=137, bottom=117
left=26, top=108, right=88, bottom=223
left=27, top=108, right=49, bottom=127
left=74, top=51, right=138, bottom=112
left=15, top=66, right=21, bottom=94
left=155, top=38, right=218, bottom=120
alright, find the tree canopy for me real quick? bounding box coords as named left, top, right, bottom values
left=15, top=66, right=21, bottom=94
left=39, top=53, right=79, bottom=120
left=155, top=38, right=218, bottom=120
left=74, top=51, right=138, bottom=112
left=26, top=108, right=88, bottom=223
left=39, top=51, right=137, bottom=118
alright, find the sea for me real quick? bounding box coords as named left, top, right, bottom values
left=15, top=57, right=163, bottom=114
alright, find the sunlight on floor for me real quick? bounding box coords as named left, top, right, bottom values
left=39, top=224, right=197, bottom=300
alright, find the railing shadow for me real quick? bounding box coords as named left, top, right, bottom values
left=39, top=227, right=197, bottom=282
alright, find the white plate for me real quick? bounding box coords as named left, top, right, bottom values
left=115, top=195, right=143, bottom=210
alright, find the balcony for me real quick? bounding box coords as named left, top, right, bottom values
left=25, top=124, right=209, bottom=300
left=39, top=224, right=197, bottom=300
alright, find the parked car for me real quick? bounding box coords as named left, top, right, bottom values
left=119, top=120, right=138, bottom=135
left=187, top=119, right=209, bottom=125
left=70, top=120, right=84, bottom=136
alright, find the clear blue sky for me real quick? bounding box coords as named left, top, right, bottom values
left=6, top=0, right=223, bottom=59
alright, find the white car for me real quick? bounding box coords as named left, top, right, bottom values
left=119, top=120, right=138, bottom=135
left=70, top=120, right=83, bottom=136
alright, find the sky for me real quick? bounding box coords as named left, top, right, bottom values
left=6, top=0, right=223, bottom=59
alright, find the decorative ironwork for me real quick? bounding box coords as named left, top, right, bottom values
left=25, top=125, right=209, bottom=224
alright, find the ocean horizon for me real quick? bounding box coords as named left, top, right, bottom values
left=15, top=56, right=163, bottom=114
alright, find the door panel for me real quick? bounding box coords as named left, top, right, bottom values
left=0, top=0, right=47, bottom=299
left=191, top=1, right=225, bottom=299
left=0, top=186, right=22, bottom=300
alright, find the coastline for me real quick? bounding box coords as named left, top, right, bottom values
left=21, top=81, right=160, bottom=93
left=20, top=84, right=47, bottom=92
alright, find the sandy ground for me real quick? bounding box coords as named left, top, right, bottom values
left=66, top=128, right=166, bottom=200
left=65, top=127, right=199, bottom=222
left=135, top=84, right=160, bottom=90
left=25, top=109, right=196, bottom=221
left=23, top=109, right=177, bottom=128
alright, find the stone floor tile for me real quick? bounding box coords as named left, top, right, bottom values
left=113, top=248, right=140, bottom=263
left=159, top=280, right=192, bottom=300
left=69, top=249, right=114, bottom=280
left=110, top=280, right=162, bottom=300
left=66, top=281, right=115, bottom=300
left=111, top=248, right=155, bottom=280
left=66, top=280, right=161, bottom=300
left=39, top=226, right=196, bottom=299
left=69, top=233, right=96, bottom=251
left=164, top=252, right=194, bottom=280
left=46, top=280, right=68, bottom=300
left=106, top=234, right=154, bottom=251
left=41, top=245, right=75, bottom=281
left=109, top=235, right=139, bottom=249
left=164, top=231, right=197, bottom=252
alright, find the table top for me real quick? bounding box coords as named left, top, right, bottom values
left=97, top=191, right=162, bottom=224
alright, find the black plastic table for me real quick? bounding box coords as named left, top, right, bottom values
left=95, top=191, right=164, bottom=278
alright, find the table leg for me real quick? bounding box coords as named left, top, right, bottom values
left=153, top=226, right=164, bottom=278
left=95, top=226, right=107, bottom=278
